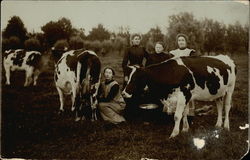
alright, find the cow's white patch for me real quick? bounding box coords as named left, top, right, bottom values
left=86, top=50, right=97, bottom=56
left=207, top=66, right=213, bottom=73
left=247, top=140, right=249, bottom=144
left=193, top=138, right=205, bottom=149
left=175, top=58, right=186, bottom=66
left=141, top=158, right=158, bottom=160
left=127, top=66, right=137, bottom=85
left=161, top=89, right=179, bottom=114
left=239, top=124, right=249, bottom=130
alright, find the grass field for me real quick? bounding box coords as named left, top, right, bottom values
left=1, top=53, right=249, bottom=159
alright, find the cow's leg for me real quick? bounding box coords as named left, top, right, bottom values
left=56, top=87, right=65, bottom=113
left=24, top=68, right=33, bottom=87
left=90, top=96, right=98, bottom=121
left=4, top=66, right=11, bottom=85
left=33, top=70, right=40, bottom=86
left=182, top=105, right=190, bottom=132
left=224, top=91, right=233, bottom=130
left=71, top=86, right=77, bottom=112
left=170, top=92, right=186, bottom=138
left=215, top=97, right=223, bottom=128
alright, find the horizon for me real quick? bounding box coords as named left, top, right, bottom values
left=1, top=1, right=249, bottom=35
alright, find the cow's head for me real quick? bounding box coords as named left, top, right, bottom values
left=51, top=46, right=68, bottom=63
left=122, top=65, right=147, bottom=98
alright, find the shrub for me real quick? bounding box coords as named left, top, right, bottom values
left=24, top=38, right=41, bottom=51
left=8, top=36, right=22, bottom=49
left=53, top=39, right=69, bottom=50
left=69, top=36, right=84, bottom=50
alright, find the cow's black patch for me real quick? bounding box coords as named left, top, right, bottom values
left=12, top=50, right=25, bottom=66
left=26, top=52, right=41, bottom=68
left=65, top=54, right=78, bottom=73
left=77, top=51, right=101, bottom=84
left=182, top=56, right=232, bottom=95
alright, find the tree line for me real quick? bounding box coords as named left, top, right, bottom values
left=1, top=12, right=249, bottom=56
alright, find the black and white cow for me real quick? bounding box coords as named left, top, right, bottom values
left=3, top=49, right=45, bottom=86
left=122, top=55, right=236, bottom=138
left=54, top=49, right=101, bottom=121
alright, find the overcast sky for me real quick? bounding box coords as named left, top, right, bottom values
left=1, top=1, right=249, bottom=35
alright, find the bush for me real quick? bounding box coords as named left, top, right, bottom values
left=8, top=36, right=22, bottom=49
left=2, top=38, right=10, bottom=52
left=69, top=36, right=84, bottom=50
left=24, top=38, right=41, bottom=51
left=53, top=39, right=69, bottom=50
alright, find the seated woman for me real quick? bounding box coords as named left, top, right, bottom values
left=146, top=41, right=173, bottom=66
left=98, top=67, right=126, bottom=124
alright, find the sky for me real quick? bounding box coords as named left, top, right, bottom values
left=1, top=1, right=249, bottom=35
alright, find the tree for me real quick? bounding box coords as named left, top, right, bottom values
left=87, top=24, right=110, bottom=41
left=69, top=36, right=84, bottom=49
left=201, top=18, right=226, bottom=53
left=226, top=21, right=247, bottom=54
left=3, top=16, right=28, bottom=44
left=41, top=17, right=73, bottom=47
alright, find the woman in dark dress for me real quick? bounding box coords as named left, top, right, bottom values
left=122, top=34, right=148, bottom=83
left=122, top=34, right=149, bottom=121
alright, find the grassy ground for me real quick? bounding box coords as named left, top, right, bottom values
left=1, top=53, right=248, bottom=159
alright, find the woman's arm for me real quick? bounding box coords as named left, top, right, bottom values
left=100, top=84, right=119, bottom=102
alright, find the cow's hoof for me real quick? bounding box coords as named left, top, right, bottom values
left=75, top=117, right=81, bottom=122
left=81, top=116, right=86, bottom=121
left=169, top=131, right=179, bottom=139
left=58, top=110, right=64, bottom=115
left=181, top=128, right=189, bottom=133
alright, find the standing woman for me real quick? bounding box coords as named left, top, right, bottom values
left=170, top=33, right=196, bottom=57
left=170, top=33, right=195, bottom=116
left=98, top=67, right=126, bottom=124
left=122, top=34, right=148, bottom=85
left=122, top=34, right=148, bottom=120
left=146, top=41, right=173, bottom=66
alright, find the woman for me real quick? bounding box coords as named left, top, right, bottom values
left=98, top=67, right=126, bottom=124
left=170, top=33, right=196, bottom=57
left=146, top=41, right=173, bottom=66
left=169, top=33, right=195, bottom=116
left=122, top=34, right=148, bottom=83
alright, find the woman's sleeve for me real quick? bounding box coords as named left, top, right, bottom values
left=102, top=84, right=119, bottom=102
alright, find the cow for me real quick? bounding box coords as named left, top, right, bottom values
left=3, top=49, right=47, bottom=86
left=54, top=49, right=101, bottom=121
left=122, top=55, right=236, bottom=138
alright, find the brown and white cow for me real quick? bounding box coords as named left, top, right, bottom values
left=122, top=55, right=236, bottom=138
left=3, top=49, right=46, bottom=86
left=54, top=49, right=101, bottom=121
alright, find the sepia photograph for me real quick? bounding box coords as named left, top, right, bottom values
left=1, top=1, right=249, bottom=159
